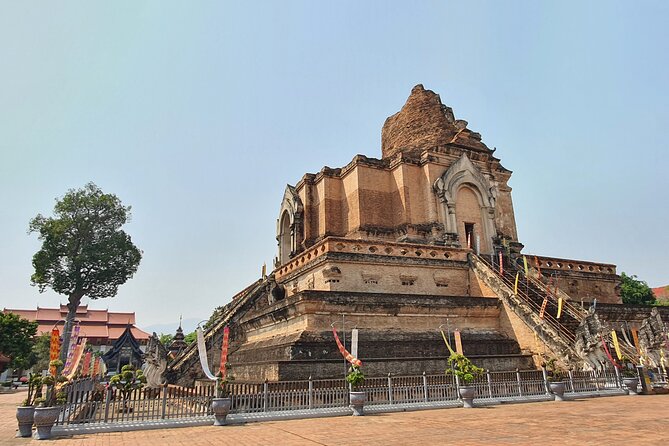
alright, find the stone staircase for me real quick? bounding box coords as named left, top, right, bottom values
left=470, top=253, right=584, bottom=366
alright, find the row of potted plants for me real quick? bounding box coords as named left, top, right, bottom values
left=16, top=360, right=68, bottom=440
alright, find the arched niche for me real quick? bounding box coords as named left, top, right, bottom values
left=433, top=154, right=497, bottom=253
left=276, top=185, right=304, bottom=266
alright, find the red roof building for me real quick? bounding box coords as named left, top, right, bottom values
left=3, top=305, right=150, bottom=351
left=653, top=285, right=669, bottom=301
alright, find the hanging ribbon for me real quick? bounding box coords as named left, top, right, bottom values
left=514, top=272, right=519, bottom=295
left=523, top=256, right=529, bottom=276
left=498, top=251, right=504, bottom=275
left=601, top=339, right=622, bottom=369
left=332, top=326, right=362, bottom=367
left=556, top=297, right=563, bottom=319
left=196, top=327, right=217, bottom=380
left=631, top=328, right=641, bottom=355
left=219, top=326, right=230, bottom=379
left=539, top=297, right=548, bottom=319
left=440, top=330, right=456, bottom=355
left=49, top=328, right=60, bottom=376
left=611, top=330, right=623, bottom=360
left=620, top=326, right=636, bottom=350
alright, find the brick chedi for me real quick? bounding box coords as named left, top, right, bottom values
left=168, top=85, right=666, bottom=385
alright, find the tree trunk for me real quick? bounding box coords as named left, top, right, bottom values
left=59, top=295, right=82, bottom=363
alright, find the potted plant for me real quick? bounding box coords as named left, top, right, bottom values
left=446, top=353, right=484, bottom=408
left=346, top=365, right=366, bottom=416
left=543, top=357, right=567, bottom=401
left=109, top=364, right=146, bottom=413
left=619, top=358, right=639, bottom=394
left=16, top=373, right=42, bottom=438
left=33, top=360, right=68, bottom=440
left=212, top=370, right=234, bottom=426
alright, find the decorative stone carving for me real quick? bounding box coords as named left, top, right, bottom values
left=574, top=307, right=608, bottom=370
left=143, top=333, right=169, bottom=389
left=433, top=153, right=497, bottom=252
left=276, top=185, right=304, bottom=266
left=638, top=307, right=666, bottom=367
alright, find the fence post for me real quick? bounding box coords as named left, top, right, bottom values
left=541, top=367, right=550, bottom=395
left=161, top=384, right=168, bottom=419
left=516, top=369, right=523, bottom=397
left=422, top=372, right=428, bottom=402
left=593, top=369, right=600, bottom=392
left=387, top=373, right=393, bottom=404
left=103, top=386, right=112, bottom=423
left=486, top=370, right=493, bottom=398
left=263, top=380, right=268, bottom=412
left=308, top=376, right=313, bottom=410
left=614, top=365, right=622, bottom=389
left=455, top=374, right=461, bottom=400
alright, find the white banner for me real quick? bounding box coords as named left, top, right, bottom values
left=351, top=328, right=359, bottom=358
left=196, top=327, right=217, bottom=381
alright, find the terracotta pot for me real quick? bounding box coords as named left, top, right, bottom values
left=349, top=391, right=366, bottom=416
left=33, top=406, right=61, bottom=440
left=548, top=381, right=566, bottom=401
left=458, top=385, right=476, bottom=408
left=16, top=405, right=35, bottom=438
left=212, top=397, right=232, bottom=426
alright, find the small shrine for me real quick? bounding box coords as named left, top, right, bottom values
left=101, top=325, right=144, bottom=375
left=168, top=318, right=188, bottom=357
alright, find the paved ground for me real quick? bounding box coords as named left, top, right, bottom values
left=2, top=389, right=668, bottom=445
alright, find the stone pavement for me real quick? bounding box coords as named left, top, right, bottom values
left=2, top=389, right=668, bottom=445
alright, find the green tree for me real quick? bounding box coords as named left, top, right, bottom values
left=29, top=183, right=142, bottom=360
left=31, top=333, right=52, bottom=373
left=159, top=333, right=174, bottom=346
left=620, top=272, right=656, bottom=305
left=0, top=313, right=38, bottom=370
left=184, top=331, right=197, bottom=345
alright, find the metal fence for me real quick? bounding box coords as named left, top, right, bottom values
left=55, top=366, right=655, bottom=426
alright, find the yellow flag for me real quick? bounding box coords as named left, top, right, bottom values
left=514, top=272, right=519, bottom=294
left=611, top=330, right=623, bottom=360
left=523, top=256, right=529, bottom=276
left=557, top=297, right=563, bottom=319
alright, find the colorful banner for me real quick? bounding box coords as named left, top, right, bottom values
left=556, top=298, right=563, bottom=319
left=539, top=297, right=548, bottom=319
left=196, top=327, right=217, bottom=381
left=440, top=330, right=456, bottom=355
left=514, top=272, right=519, bottom=295
left=454, top=329, right=463, bottom=355
left=611, top=331, right=623, bottom=360
left=523, top=256, right=529, bottom=276
left=62, top=324, right=80, bottom=376
left=631, top=328, right=641, bottom=355
left=49, top=328, right=60, bottom=376
left=332, top=326, right=362, bottom=367
left=65, top=338, right=87, bottom=380
left=92, top=357, right=100, bottom=377
left=219, top=326, right=230, bottom=379
left=498, top=252, right=503, bottom=275
left=81, top=352, right=92, bottom=377
left=601, top=339, right=622, bottom=369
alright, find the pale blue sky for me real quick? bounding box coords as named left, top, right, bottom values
left=1, top=1, right=667, bottom=330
